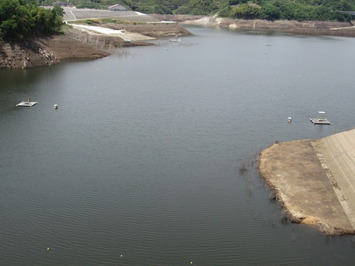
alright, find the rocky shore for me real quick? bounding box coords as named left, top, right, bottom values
left=0, top=33, right=109, bottom=69
left=0, top=22, right=191, bottom=69
left=259, top=129, right=355, bottom=235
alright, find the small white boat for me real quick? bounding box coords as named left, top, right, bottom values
left=288, top=117, right=292, bottom=123
left=53, top=104, right=58, bottom=109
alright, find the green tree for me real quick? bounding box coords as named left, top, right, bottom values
left=0, top=0, right=63, bottom=40
left=175, top=0, right=219, bottom=15
left=261, top=3, right=281, bottom=20
left=230, top=3, right=262, bottom=19
left=229, top=0, right=247, bottom=4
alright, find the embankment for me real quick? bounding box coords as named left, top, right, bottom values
left=259, top=129, right=355, bottom=235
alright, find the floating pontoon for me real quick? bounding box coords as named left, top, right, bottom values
left=16, top=98, right=38, bottom=107
left=310, top=111, right=330, bottom=125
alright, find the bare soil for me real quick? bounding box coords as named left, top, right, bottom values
left=153, top=14, right=355, bottom=38
left=0, top=34, right=109, bottom=69
left=259, top=129, right=355, bottom=235
left=2, top=14, right=355, bottom=69
left=0, top=23, right=191, bottom=69
left=104, top=23, right=192, bottom=38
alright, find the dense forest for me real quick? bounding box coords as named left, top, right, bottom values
left=0, top=0, right=63, bottom=41
left=38, top=0, right=355, bottom=21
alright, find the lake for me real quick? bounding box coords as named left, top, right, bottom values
left=0, top=26, right=355, bottom=265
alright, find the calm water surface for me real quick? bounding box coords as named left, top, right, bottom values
left=1, top=26, right=355, bottom=265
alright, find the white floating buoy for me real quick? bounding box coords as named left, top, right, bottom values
left=47, top=247, right=50, bottom=251
left=53, top=104, right=58, bottom=110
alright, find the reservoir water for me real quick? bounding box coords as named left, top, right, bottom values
left=1, top=26, right=355, bottom=265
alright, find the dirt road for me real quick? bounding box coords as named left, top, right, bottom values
left=259, top=129, right=355, bottom=235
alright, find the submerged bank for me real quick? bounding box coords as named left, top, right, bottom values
left=259, top=129, right=355, bottom=235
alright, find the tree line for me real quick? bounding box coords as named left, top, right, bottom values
left=2, top=0, right=355, bottom=42
left=219, top=0, right=355, bottom=21
left=0, top=0, right=63, bottom=41
left=38, top=0, right=355, bottom=21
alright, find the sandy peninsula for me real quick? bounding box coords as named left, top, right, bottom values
left=259, top=128, right=355, bottom=235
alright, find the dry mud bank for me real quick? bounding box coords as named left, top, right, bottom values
left=259, top=129, right=355, bottom=235
left=0, top=22, right=191, bottom=69
left=102, top=23, right=192, bottom=38
left=0, top=34, right=109, bottom=69
left=154, top=14, right=355, bottom=38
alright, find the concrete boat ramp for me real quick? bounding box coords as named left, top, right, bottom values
left=70, top=24, right=155, bottom=41
left=259, top=128, right=355, bottom=235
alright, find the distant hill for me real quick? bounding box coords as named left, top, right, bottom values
left=39, top=0, right=355, bottom=21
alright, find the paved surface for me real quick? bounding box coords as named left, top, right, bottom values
left=70, top=24, right=155, bottom=41
left=312, top=129, right=355, bottom=228
left=259, top=129, right=355, bottom=235
left=62, top=8, right=160, bottom=22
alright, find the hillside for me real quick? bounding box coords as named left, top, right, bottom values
left=40, top=0, right=355, bottom=21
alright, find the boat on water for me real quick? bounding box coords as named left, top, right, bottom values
left=288, top=117, right=292, bottom=123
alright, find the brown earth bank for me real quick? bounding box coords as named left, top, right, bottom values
left=0, top=33, right=109, bottom=69
left=153, top=14, right=355, bottom=38
left=259, top=129, right=355, bottom=235
left=79, top=21, right=193, bottom=38
left=0, top=23, right=191, bottom=69
left=112, top=23, right=192, bottom=37
left=2, top=14, right=354, bottom=69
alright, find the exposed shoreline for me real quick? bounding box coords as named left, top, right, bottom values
left=0, top=22, right=191, bottom=70
left=155, top=14, right=355, bottom=38
left=0, top=33, right=113, bottom=69
left=259, top=129, right=355, bottom=235
left=2, top=13, right=355, bottom=69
